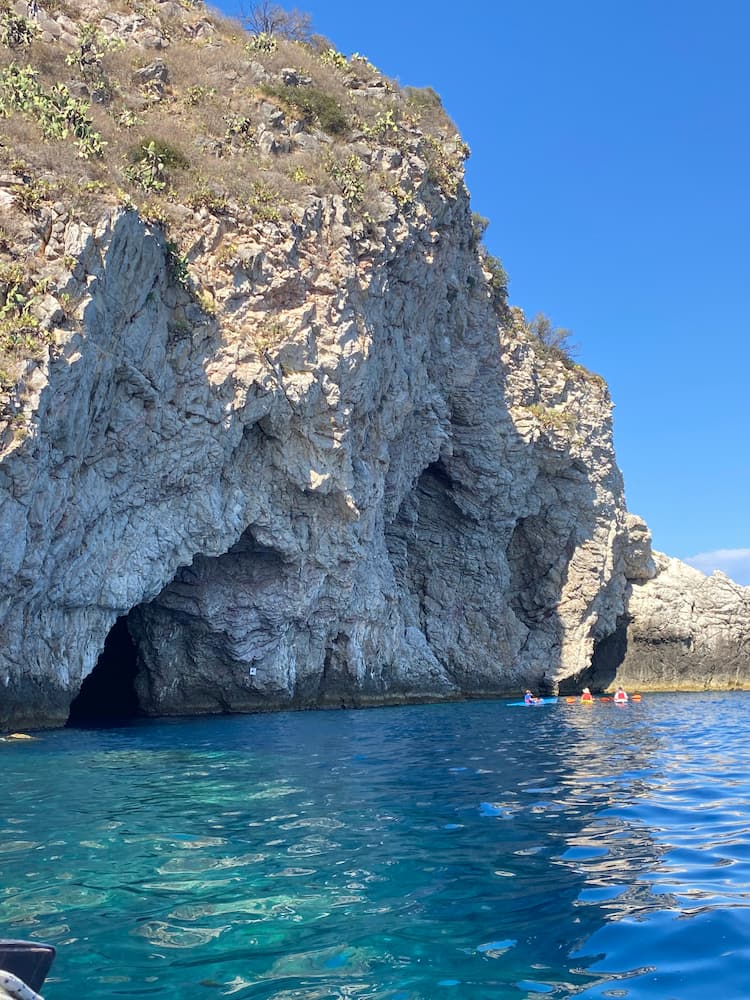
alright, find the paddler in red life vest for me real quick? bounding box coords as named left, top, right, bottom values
left=580, top=687, right=594, bottom=703
left=613, top=686, right=629, bottom=704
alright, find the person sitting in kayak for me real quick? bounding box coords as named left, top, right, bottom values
left=614, top=686, right=628, bottom=703
left=524, top=690, right=541, bottom=704
left=580, top=687, right=594, bottom=702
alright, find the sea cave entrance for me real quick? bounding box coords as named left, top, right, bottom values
left=558, top=616, right=629, bottom=695
left=66, top=615, right=144, bottom=725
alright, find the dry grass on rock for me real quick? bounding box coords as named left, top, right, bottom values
left=0, top=0, right=473, bottom=411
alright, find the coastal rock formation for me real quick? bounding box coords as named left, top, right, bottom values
left=2, top=192, right=627, bottom=727
left=0, top=0, right=747, bottom=728
left=586, top=550, right=750, bottom=692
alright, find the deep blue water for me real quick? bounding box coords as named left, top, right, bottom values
left=2, top=693, right=750, bottom=999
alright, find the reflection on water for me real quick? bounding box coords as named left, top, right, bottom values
left=2, top=693, right=750, bottom=998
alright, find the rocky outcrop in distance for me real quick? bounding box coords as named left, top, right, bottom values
left=0, top=0, right=748, bottom=729
left=586, top=552, right=750, bottom=693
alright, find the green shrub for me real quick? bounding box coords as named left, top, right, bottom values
left=0, top=305, right=41, bottom=352
left=197, top=290, right=216, bottom=315
left=43, top=83, right=106, bottom=156
left=65, top=23, right=122, bottom=104
left=0, top=62, right=39, bottom=112
left=65, top=24, right=122, bottom=80
left=403, top=86, right=456, bottom=142
left=0, top=261, right=43, bottom=354
left=262, top=82, right=349, bottom=136
left=0, top=261, right=28, bottom=311
left=527, top=402, right=577, bottom=434
left=350, top=53, right=376, bottom=72
left=124, top=139, right=188, bottom=192
left=327, top=153, right=364, bottom=206
left=482, top=252, right=508, bottom=302
left=165, top=241, right=190, bottom=287
left=246, top=179, right=281, bottom=222
left=359, top=108, right=399, bottom=142
left=245, top=31, right=277, bottom=53
left=319, top=47, right=348, bottom=72
left=529, top=312, right=577, bottom=363
left=223, top=113, right=255, bottom=147
left=471, top=212, right=489, bottom=246
left=187, top=182, right=228, bottom=215
left=0, top=63, right=105, bottom=158
left=12, top=177, right=53, bottom=213
left=116, top=107, right=143, bottom=129
left=124, top=141, right=167, bottom=191
left=184, top=84, right=216, bottom=107
left=419, top=133, right=467, bottom=197
left=0, top=6, right=38, bottom=49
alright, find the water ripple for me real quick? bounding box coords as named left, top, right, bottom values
left=3, top=693, right=750, bottom=998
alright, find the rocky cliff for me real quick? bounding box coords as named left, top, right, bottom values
left=0, top=0, right=747, bottom=728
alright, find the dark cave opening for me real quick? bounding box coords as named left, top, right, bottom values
left=558, top=615, right=630, bottom=695
left=67, top=615, right=143, bottom=726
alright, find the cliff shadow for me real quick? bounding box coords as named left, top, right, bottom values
left=380, top=290, right=618, bottom=695
left=559, top=613, right=629, bottom=695
left=385, top=447, right=600, bottom=695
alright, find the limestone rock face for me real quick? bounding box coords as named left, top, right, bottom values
left=612, top=554, right=750, bottom=691
left=2, top=186, right=748, bottom=728
left=0, top=174, right=639, bottom=726
left=578, top=519, right=750, bottom=692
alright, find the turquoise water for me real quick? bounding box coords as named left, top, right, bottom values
left=2, top=693, right=750, bottom=999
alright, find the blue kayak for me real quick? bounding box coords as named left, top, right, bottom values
left=507, top=697, right=558, bottom=707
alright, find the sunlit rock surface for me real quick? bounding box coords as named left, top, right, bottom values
left=0, top=191, right=635, bottom=727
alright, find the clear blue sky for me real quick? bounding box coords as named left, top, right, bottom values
left=221, top=0, right=750, bottom=584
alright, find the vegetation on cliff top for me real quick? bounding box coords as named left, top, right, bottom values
left=0, top=0, right=594, bottom=430
left=0, top=0, right=474, bottom=402
left=0, top=0, right=466, bottom=219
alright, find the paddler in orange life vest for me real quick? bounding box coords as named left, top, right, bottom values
left=580, top=687, right=594, bottom=703
left=613, top=686, right=629, bottom=704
